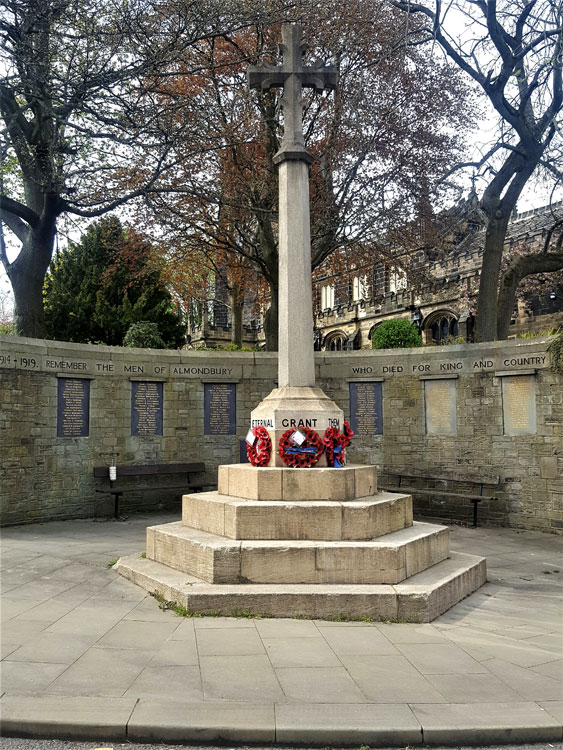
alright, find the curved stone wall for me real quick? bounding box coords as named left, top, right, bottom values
left=0, top=335, right=560, bottom=532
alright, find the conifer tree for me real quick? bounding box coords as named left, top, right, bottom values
left=44, top=217, right=185, bottom=347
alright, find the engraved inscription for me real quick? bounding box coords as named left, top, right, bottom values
left=131, top=382, right=163, bottom=436
left=502, top=375, right=536, bottom=435
left=57, top=378, right=90, bottom=437
left=349, top=382, right=383, bottom=436
left=425, top=379, right=456, bottom=435
left=204, top=383, right=236, bottom=435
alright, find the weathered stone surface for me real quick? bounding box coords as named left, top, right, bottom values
left=182, top=492, right=412, bottom=541
left=1, top=336, right=559, bottom=534
left=182, top=493, right=226, bottom=536
left=395, top=551, right=487, bottom=622
left=148, top=523, right=241, bottom=584
left=218, top=465, right=282, bottom=501
left=219, top=464, right=378, bottom=502
left=148, top=521, right=448, bottom=585
left=115, top=551, right=485, bottom=621
left=182, top=490, right=412, bottom=541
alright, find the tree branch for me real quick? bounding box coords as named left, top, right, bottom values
left=0, top=194, right=39, bottom=229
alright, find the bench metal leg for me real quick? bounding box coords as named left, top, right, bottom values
left=472, top=499, right=480, bottom=528
left=112, top=491, right=122, bottom=520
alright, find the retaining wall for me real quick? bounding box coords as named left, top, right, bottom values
left=1, top=336, right=561, bottom=532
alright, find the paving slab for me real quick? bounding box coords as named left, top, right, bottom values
left=43, top=646, right=153, bottom=697
left=275, top=665, right=368, bottom=703
left=123, top=664, right=203, bottom=700
left=196, top=625, right=265, bottom=656
left=0, top=513, right=561, bottom=746
left=199, top=654, right=285, bottom=701
left=96, top=619, right=179, bottom=650
left=318, top=624, right=400, bottom=655
left=0, top=660, right=68, bottom=693
left=482, top=656, right=563, bottom=700
left=263, top=636, right=341, bottom=667
left=3, top=632, right=99, bottom=664
left=539, top=700, right=563, bottom=724
left=339, top=654, right=447, bottom=703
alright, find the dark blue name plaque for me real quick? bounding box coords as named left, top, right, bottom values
left=204, top=383, right=236, bottom=435
left=349, top=381, right=383, bottom=436
left=131, top=381, right=163, bottom=436
left=57, top=378, right=90, bottom=437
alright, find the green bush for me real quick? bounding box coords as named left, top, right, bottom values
left=372, top=319, right=422, bottom=349
left=548, top=330, right=563, bottom=374
left=518, top=328, right=558, bottom=338
left=123, top=321, right=166, bottom=349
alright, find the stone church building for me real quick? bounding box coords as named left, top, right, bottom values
left=187, top=199, right=563, bottom=350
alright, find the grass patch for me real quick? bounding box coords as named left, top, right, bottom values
left=106, top=558, right=118, bottom=568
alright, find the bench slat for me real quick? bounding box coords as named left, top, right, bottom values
left=96, top=484, right=204, bottom=493
left=383, top=469, right=500, bottom=486
left=379, top=485, right=498, bottom=501
left=93, top=463, right=205, bottom=478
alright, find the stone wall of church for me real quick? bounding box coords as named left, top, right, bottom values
left=1, top=335, right=561, bottom=533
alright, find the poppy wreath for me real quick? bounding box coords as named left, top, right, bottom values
left=323, top=420, right=354, bottom=468
left=246, top=426, right=272, bottom=467
left=278, top=426, right=323, bottom=468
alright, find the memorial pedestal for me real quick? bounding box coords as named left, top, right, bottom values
left=250, top=386, right=344, bottom=467
left=117, top=464, right=486, bottom=621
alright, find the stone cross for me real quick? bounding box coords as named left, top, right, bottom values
left=248, top=25, right=337, bottom=387
left=248, top=25, right=337, bottom=164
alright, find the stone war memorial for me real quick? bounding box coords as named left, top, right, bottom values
left=114, top=25, right=486, bottom=621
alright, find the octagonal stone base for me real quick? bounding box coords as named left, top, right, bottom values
left=218, top=464, right=377, bottom=501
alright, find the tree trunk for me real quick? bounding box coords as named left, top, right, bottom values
left=230, top=286, right=243, bottom=348
left=496, top=250, right=563, bottom=340
left=8, top=226, right=56, bottom=339
left=475, top=210, right=510, bottom=342
left=263, top=281, right=278, bottom=351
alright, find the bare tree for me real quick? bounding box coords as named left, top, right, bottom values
left=138, top=1, right=473, bottom=349
left=392, top=0, right=563, bottom=341
left=0, top=0, right=269, bottom=337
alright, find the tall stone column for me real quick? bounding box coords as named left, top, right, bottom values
left=278, top=158, right=315, bottom=388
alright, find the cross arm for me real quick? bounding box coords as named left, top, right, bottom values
left=301, top=66, right=338, bottom=93
left=248, top=66, right=287, bottom=92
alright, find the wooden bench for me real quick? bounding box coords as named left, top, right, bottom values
left=379, top=468, right=500, bottom=527
left=93, top=462, right=209, bottom=519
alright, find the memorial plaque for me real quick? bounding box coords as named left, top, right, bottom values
left=349, top=382, right=383, bottom=436
left=131, top=381, right=164, bottom=436
left=204, top=383, right=236, bottom=435
left=424, top=378, right=456, bottom=435
left=57, top=378, right=90, bottom=437
left=502, top=375, right=536, bottom=435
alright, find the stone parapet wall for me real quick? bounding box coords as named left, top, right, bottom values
left=1, top=336, right=561, bottom=533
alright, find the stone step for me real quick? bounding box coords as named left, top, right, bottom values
left=217, top=464, right=377, bottom=501
left=182, top=490, right=413, bottom=541
left=115, top=550, right=486, bottom=623
left=147, top=521, right=449, bottom=585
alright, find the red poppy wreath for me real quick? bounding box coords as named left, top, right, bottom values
left=246, top=425, right=272, bottom=467
left=323, top=420, right=354, bottom=467
left=278, top=426, right=323, bottom=468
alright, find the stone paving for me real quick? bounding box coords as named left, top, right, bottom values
left=0, top=513, right=561, bottom=745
